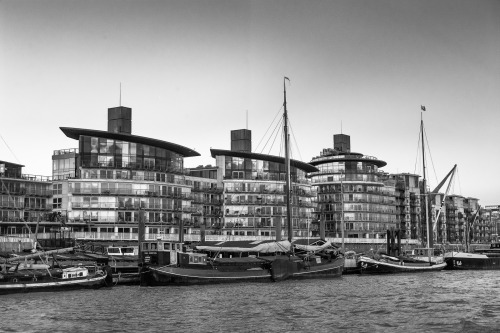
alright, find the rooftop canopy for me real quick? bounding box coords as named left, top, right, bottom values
left=309, top=151, right=387, bottom=168
left=210, top=149, right=319, bottom=173
left=60, top=127, right=200, bottom=157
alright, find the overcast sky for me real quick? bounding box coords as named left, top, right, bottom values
left=1, top=0, right=499, bottom=205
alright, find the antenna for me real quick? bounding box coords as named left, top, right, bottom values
left=119, top=83, right=122, bottom=106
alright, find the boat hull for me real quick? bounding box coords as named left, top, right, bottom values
left=112, top=272, right=141, bottom=285
left=358, top=257, right=447, bottom=274
left=0, top=272, right=109, bottom=295
left=146, top=265, right=272, bottom=285
left=284, top=257, right=344, bottom=280
left=444, top=252, right=500, bottom=270
left=144, top=257, right=344, bottom=285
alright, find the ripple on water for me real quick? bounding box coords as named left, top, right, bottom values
left=0, top=271, right=499, bottom=333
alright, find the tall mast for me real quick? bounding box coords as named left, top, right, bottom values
left=421, top=111, right=432, bottom=261
left=284, top=77, right=292, bottom=243
left=340, top=171, right=345, bottom=252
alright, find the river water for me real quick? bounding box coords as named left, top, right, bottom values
left=1, top=271, right=499, bottom=333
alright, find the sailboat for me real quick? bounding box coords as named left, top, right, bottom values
left=138, top=78, right=344, bottom=285
left=357, top=106, right=447, bottom=274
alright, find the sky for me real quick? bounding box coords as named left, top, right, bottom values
left=1, top=0, right=499, bottom=205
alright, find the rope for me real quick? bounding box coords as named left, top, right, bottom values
left=0, top=134, right=21, bottom=163
left=413, top=125, right=421, bottom=175
left=210, top=235, right=232, bottom=262
left=423, top=126, right=439, bottom=185
left=288, top=118, right=303, bottom=162
left=455, top=166, right=462, bottom=196
left=265, top=117, right=284, bottom=155
left=255, top=106, right=283, bottom=153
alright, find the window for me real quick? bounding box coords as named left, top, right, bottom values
left=53, top=183, right=62, bottom=195
left=53, top=198, right=62, bottom=209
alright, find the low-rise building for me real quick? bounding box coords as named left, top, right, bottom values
left=0, top=160, right=53, bottom=235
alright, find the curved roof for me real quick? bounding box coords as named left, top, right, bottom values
left=210, top=149, right=319, bottom=173
left=0, top=160, right=24, bottom=168
left=60, top=127, right=200, bottom=157
left=309, top=152, right=387, bottom=168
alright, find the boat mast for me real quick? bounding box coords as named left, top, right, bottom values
left=340, top=171, right=345, bottom=252
left=284, top=77, right=292, bottom=243
left=420, top=110, right=432, bottom=262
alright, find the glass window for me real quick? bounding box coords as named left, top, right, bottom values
left=90, top=137, right=99, bottom=153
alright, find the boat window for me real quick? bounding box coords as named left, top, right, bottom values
left=108, top=248, right=120, bottom=254
left=122, top=248, right=134, bottom=254
left=163, top=243, right=171, bottom=250
left=143, top=243, right=149, bottom=250
left=151, top=243, right=157, bottom=250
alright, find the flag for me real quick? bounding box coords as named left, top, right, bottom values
left=421, top=105, right=426, bottom=111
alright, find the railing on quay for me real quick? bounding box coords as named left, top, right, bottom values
left=0, top=232, right=429, bottom=246
left=0, top=174, right=52, bottom=182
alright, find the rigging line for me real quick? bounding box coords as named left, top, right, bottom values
left=288, top=118, right=303, bottom=162
left=450, top=166, right=457, bottom=195
left=423, top=126, right=439, bottom=186
left=267, top=117, right=283, bottom=156
left=455, top=166, right=463, bottom=196
left=0, top=134, right=21, bottom=163
left=255, top=105, right=283, bottom=153
left=279, top=124, right=284, bottom=159
left=259, top=112, right=283, bottom=154
left=413, top=125, right=422, bottom=175
left=262, top=115, right=283, bottom=155
left=280, top=125, right=287, bottom=161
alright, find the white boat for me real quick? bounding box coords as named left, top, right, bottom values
left=0, top=264, right=112, bottom=295
left=358, top=254, right=447, bottom=274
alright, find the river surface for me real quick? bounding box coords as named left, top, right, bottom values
left=1, top=271, right=499, bottom=333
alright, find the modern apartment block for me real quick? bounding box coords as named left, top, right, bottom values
left=482, top=205, right=499, bottom=242
left=308, top=134, right=398, bottom=240
left=0, top=160, right=53, bottom=235
left=185, top=165, right=223, bottom=235
left=53, top=106, right=201, bottom=240
left=440, top=195, right=480, bottom=244
left=1, top=105, right=495, bottom=246
left=210, top=129, right=318, bottom=239
left=388, top=173, right=422, bottom=240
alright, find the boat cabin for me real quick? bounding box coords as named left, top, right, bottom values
left=490, top=243, right=500, bottom=250
left=141, top=240, right=208, bottom=267
left=476, top=243, right=500, bottom=255
left=106, top=246, right=138, bottom=256
left=407, top=248, right=442, bottom=257
left=62, top=267, right=89, bottom=279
